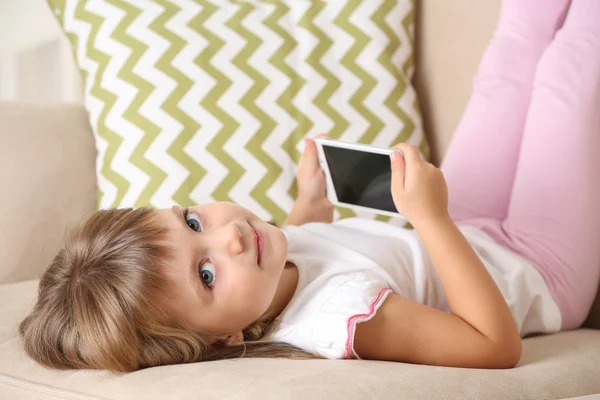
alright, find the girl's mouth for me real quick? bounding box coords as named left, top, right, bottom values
left=251, top=225, right=263, bottom=265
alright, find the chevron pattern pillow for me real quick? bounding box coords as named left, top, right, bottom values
left=49, top=0, right=428, bottom=225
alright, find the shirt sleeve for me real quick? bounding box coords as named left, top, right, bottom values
left=312, top=273, right=392, bottom=360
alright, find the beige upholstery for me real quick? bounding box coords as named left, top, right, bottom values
left=414, top=0, right=501, bottom=165
left=1, top=0, right=599, bottom=399
left=0, top=103, right=97, bottom=284
left=2, top=279, right=599, bottom=400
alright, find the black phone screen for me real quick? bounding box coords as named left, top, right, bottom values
left=321, top=144, right=397, bottom=213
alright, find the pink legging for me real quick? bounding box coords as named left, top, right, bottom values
left=441, top=0, right=600, bottom=331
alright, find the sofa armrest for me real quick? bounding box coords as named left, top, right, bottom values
left=0, top=102, right=97, bottom=284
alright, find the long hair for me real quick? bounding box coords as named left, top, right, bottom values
left=18, top=207, right=315, bottom=373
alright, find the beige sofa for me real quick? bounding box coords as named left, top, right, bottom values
left=1, top=1, right=600, bottom=399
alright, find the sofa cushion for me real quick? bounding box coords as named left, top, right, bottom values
left=47, top=0, right=428, bottom=225
left=0, top=103, right=97, bottom=285
left=2, top=279, right=600, bottom=399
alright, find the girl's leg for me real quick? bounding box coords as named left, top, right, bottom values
left=479, top=0, right=600, bottom=330
left=442, top=0, right=570, bottom=222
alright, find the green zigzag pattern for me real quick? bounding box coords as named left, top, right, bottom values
left=336, top=1, right=381, bottom=145
left=300, top=1, right=355, bottom=221
left=76, top=1, right=129, bottom=208
left=262, top=2, right=306, bottom=202
left=337, top=1, right=382, bottom=221
left=51, top=0, right=427, bottom=225
left=374, top=0, right=415, bottom=149
left=300, top=2, right=345, bottom=140
left=227, top=1, right=287, bottom=223
left=108, top=0, right=166, bottom=208
left=198, top=0, right=240, bottom=204
left=152, top=0, right=205, bottom=207
left=402, top=0, right=416, bottom=77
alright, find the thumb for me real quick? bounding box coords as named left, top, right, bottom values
left=390, top=151, right=405, bottom=189
left=299, top=138, right=319, bottom=174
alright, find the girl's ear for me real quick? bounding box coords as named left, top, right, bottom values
left=224, top=331, right=244, bottom=346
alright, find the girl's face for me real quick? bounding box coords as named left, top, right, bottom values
left=156, top=202, right=288, bottom=337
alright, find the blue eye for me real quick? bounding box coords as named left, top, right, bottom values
left=200, top=262, right=215, bottom=288
left=185, top=209, right=202, bottom=232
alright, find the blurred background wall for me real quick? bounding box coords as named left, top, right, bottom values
left=0, top=0, right=81, bottom=103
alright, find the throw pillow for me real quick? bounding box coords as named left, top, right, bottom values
left=48, top=0, right=428, bottom=225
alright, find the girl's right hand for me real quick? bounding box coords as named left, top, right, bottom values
left=389, top=143, right=449, bottom=228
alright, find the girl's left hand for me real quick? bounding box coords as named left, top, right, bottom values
left=296, top=133, right=334, bottom=210
left=389, top=142, right=449, bottom=228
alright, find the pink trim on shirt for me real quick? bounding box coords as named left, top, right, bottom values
left=344, top=288, right=392, bottom=359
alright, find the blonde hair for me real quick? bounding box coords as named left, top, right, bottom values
left=19, top=207, right=315, bottom=373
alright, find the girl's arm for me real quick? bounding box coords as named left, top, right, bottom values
left=354, top=143, right=521, bottom=368
left=416, top=215, right=521, bottom=347
left=354, top=215, right=522, bottom=368
left=286, top=197, right=333, bottom=226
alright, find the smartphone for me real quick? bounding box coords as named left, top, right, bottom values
left=314, top=138, right=405, bottom=219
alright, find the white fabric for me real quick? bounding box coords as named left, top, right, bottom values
left=53, top=0, right=425, bottom=223
left=273, top=218, right=562, bottom=359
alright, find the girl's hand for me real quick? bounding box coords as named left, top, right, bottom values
left=287, top=134, right=334, bottom=226
left=389, top=143, right=449, bottom=228
left=297, top=133, right=333, bottom=207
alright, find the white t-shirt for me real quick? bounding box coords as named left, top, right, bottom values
left=272, top=218, right=562, bottom=359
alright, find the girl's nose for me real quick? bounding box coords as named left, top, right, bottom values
left=220, top=222, right=244, bottom=255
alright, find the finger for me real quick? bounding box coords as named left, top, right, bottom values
left=391, top=143, right=421, bottom=166
left=304, top=134, right=330, bottom=164
left=390, top=150, right=405, bottom=189
left=304, top=137, right=317, bottom=158
left=299, top=138, right=319, bottom=174
left=305, top=134, right=331, bottom=166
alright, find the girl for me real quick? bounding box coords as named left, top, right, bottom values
left=19, top=0, right=600, bottom=372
